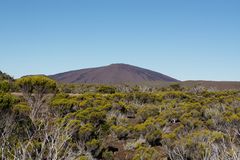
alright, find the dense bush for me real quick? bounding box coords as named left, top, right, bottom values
left=111, top=125, right=129, bottom=140
left=0, top=71, right=14, bottom=81
left=1, top=79, right=240, bottom=160
left=0, top=80, right=11, bottom=92
left=136, top=105, right=159, bottom=122
left=97, top=85, right=116, bottom=94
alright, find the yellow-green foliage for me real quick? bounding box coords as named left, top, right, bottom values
left=174, top=129, right=224, bottom=159
left=133, top=117, right=158, bottom=137
left=111, top=125, right=129, bottom=139
left=79, top=123, right=94, bottom=140
left=97, top=85, right=116, bottom=94
left=16, top=75, right=57, bottom=93
left=50, top=95, right=80, bottom=116
left=0, top=92, right=17, bottom=110
left=77, top=156, right=89, bottom=160
left=0, top=80, right=11, bottom=92
left=102, top=150, right=114, bottom=160
left=137, top=104, right=159, bottom=122
left=86, top=139, right=101, bottom=152
left=12, top=103, right=31, bottom=115
left=132, top=146, right=161, bottom=160
left=1, top=81, right=240, bottom=160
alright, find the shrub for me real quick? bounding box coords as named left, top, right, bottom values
left=86, top=139, right=101, bottom=153
left=102, top=150, right=114, bottom=160
left=0, top=71, right=14, bottom=81
left=137, top=105, right=159, bottom=122
left=0, top=80, right=11, bottom=92
left=169, top=83, right=182, bottom=91
left=97, top=85, right=116, bottom=94
left=146, top=129, right=162, bottom=146
left=16, top=75, right=57, bottom=94
left=78, top=123, right=94, bottom=141
left=0, top=93, right=16, bottom=110
left=12, top=103, right=31, bottom=115
left=132, top=146, right=161, bottom=160
left=111, top=125, right=129, bottom=140
left=134, top=118, right=156, bottom=136
left=50, top=97, right=79, bottom=116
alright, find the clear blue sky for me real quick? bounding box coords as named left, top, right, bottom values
left=0, top=0, right=239, bottom=81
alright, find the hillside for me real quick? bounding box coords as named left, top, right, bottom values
left=1, top=75, right=240, bottom=160
left=50, top=63, right=179, bottom=84
left=129, top=80, right=240, bottom=91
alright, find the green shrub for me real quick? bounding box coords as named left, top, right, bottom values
left=12, top=103, right=31, bottom=115
left=0, top=71, right=14, bottom=81
left=102, top=150, right=114, bottom=160
left=78, top=123, right=94, bottom=141
left=134, top=118, right=156, bottom=136
left=137, top=105, right=159, bottom=122
left=77, top=156, right=89, bottom=160
left=0, top=80, right=11, bottom=92
left=97, top=85, right=116, bottom=94
left=132, top=146, right=161, bottom=160
left=0, top=93, right=16, bottom=110
left=16, top=75, right=57, bottom=94
left=86, top=139, right=101, bottom=152
left=146, top=129, right=162, bottom=146
left=50, top=97, right=79, bottom=116
left=111, top=125, right=129, bottom=140
left=169, top=83, right=182, bottom=91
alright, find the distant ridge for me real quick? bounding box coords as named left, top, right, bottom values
left=50, top=63, right=179, bottom=84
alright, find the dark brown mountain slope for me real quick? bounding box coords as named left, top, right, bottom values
left=50, top=63, right=179, bottom=84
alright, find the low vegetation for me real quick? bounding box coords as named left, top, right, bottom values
left=1, top=73, right=240, bottom=160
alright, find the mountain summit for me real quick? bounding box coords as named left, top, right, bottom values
left=50, top=63, right=179, bottom=83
